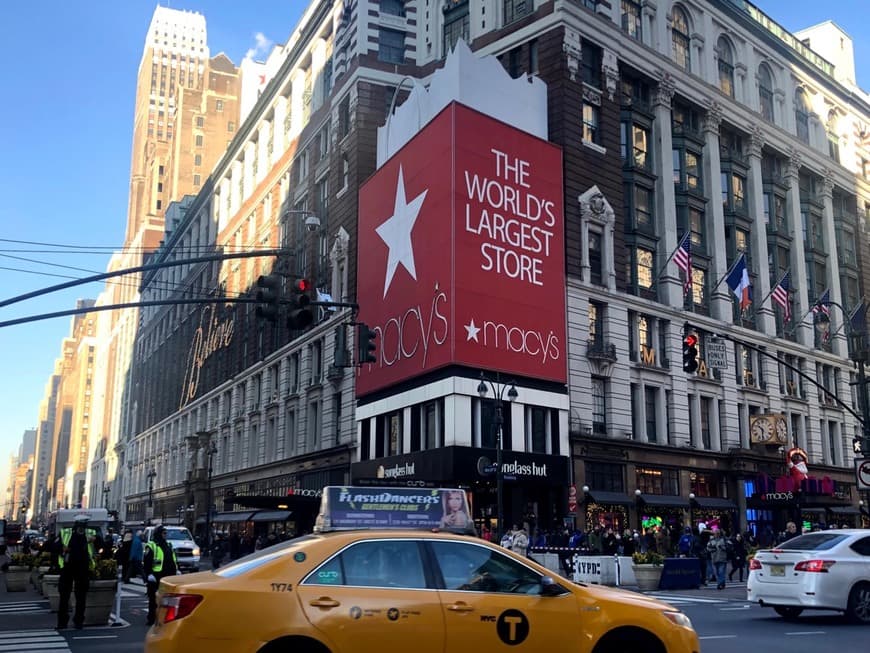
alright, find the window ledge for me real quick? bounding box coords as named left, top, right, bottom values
left=582, top=140, right=607, bottom=156
left=336, top=184, right=350, bottom=200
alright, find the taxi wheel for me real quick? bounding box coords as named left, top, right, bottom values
left=258, top=636, right=332, bottom=653
left=592, top=627, right=665, bottom=653
left=846, top=583, right=870, bottom=624
left=773, top=606, right=803, bottom=620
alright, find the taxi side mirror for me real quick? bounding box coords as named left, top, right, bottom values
left=540, top=576, right=565, bottom=597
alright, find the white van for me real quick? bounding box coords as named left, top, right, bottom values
left=143, top=525, right=200, bottom=572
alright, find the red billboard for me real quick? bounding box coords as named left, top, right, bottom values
left=356, top=102, right=566, bottom=397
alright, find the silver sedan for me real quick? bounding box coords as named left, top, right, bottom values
left=747, top=529, right=870, bottom=622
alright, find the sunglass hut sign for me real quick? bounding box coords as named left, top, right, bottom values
left=356, top=103, right=566, bottom=397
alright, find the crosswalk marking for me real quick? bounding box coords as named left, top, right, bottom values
left=0, top=630, right=70, bottom=652
left=645, top=593, right=728, bottom=604
left=0, top=600, right=50, bottom=614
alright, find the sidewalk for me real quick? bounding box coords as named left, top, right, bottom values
left=0, top=570, right=56, bottom=631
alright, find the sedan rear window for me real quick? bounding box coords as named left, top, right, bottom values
left=776, top=533, right=848, bottom=551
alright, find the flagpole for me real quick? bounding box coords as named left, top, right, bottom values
left=652, top=232, right=689, bottom=286
left=756, top=269, right=790, bottom=313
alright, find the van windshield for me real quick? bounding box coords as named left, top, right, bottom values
left=166, top=528, right=193, bottom=541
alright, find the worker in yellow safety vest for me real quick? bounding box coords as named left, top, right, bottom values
left=56, top=516, right=95, bottom=630
left=144, top=525, right=180, bottom=626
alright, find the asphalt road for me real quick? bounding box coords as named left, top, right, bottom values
left=3, top=573, right=868, bottom=652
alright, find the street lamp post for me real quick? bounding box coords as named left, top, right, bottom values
left=635, top=489, right=643, bottom=532
left=204, top=441, right=218, bottom=554
left=146, top=468, right=157, bottom=525
left=476, top=373, right=518, bottom=540
left=688, top=493, right=695, bottom=531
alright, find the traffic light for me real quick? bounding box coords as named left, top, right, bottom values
left=682, top=333, right=699, bottom=373
left=287, top=278, right=314, bottom=330
left=356, top=323, right=377, bottom=365
left=254, top=275, right=281, bottom=321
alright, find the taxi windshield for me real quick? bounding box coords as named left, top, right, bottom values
left=215, top=535, right=317, bottom=578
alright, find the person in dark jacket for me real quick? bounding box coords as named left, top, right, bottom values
left=116, top=531, right=133, bottom=583
left=57, top=517, right=95, bottom=630
left=728, top=533, right=748, bottom=581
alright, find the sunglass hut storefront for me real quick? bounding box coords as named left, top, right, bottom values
left=351, top=446, right=571, bottom=534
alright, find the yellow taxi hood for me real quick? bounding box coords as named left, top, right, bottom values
left=580, top=582, right=679, bottom=612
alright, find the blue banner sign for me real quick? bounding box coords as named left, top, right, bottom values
left=316, top=486, right=475, bottom=534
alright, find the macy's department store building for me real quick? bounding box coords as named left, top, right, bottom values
left=352, top=59, right=572, bottom=536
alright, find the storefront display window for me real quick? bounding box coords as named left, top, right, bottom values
left=636, top=466, right=679, bottom=495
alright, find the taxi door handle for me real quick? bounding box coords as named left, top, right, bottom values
left=309, top=597, right=340, bottom=609
left=446, top=602, right=474, bottom=613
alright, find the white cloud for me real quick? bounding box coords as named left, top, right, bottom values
left=244, top=32, right=272, bottom=61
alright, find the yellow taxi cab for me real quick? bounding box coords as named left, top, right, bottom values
left=145, top=487, right=699, bottom=653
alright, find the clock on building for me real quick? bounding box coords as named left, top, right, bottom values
left=749, top=414, right=788, bottom=445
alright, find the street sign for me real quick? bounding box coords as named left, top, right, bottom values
left=705, top=338, right=728, bottom=370
left=856, top=458, right=870, bottom=491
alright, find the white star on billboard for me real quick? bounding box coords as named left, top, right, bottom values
left=375, top=165, right=428, bottom=298
left=464, top=319, right=480, bottom=342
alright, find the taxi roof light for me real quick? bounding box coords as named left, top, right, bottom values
left=160, top=593, right=203, bottom=624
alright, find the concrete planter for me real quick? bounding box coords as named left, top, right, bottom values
left=632, top=564, right=663, bottom=591
left=4, top=566, right=30, bottom=592
left=83, top=579, right=117, bottom=626
left=43, top=574, right=61, bottom=611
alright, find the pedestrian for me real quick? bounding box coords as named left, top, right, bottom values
left=728, top=533, right=747, bottom=582
left=778, top=521, right=799, bottom=544
left=510, top=524, right=529, bottom=557
left=57, top=516, right=95, bottom=630
left=229, top=530, right=241, bottom=560
left=130, top=530, right=144, bottom=580
left=144, top=525, right=180, bottom=626
left=117, top=531, right=133, bottom=583
left=706, top=527, right=729, bottom=590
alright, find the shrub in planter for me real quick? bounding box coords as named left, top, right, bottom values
left=91, top=559, right=119, bottom=581
left=631, top=551, right=664, bottom=566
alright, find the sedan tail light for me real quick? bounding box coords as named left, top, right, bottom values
left=159, top=593, right=204, bottom=624
left=793, top=560, right=836, bottom=573
left=749, top=558, right=762, bottom=571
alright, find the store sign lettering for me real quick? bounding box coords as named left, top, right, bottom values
left=761, top=491, right=794, bottom=501
left=180, top=305, right=234, bottom=409
left=502, top=460, right=548, bottom=478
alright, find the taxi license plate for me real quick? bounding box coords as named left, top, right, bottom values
left=769, top=564, right=785, bottom=577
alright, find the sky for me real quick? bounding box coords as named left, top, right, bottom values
left=0, top=0, right=307, bottom=514
left=0, top=1, right=867, bottom=508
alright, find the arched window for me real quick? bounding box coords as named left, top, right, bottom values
left=672, top=8, right=691, bottom=71
left=827, top=110, right=840, bottom=162
left=795, top=89, right=810, bottom=143
left=717, top=36, right=734, bottom=97
left=758, top=64, right=774, bottom=121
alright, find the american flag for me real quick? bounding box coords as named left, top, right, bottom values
left=673, top=232, right=692, bottom=296
left=812, top=289, right=831, bottom=316
left=771, top=271, right=791, bottom=323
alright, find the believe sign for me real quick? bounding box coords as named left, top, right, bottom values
left=356, top=102, right=566, bottom=397
left=705, top=338, right=728, bottom=370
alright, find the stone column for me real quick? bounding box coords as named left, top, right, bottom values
left=656, top=388, right=668, bottom=446
left=702, top=101, right=731, bottom=321
left=690, top=392, right=702, bottom=448
left=738, top=403, right=749, bottom=449
left=747, top=127, right=776, bottom=335
left=710, top=397, right=722, bottom=452
left=785, top=151, right=813, bottom=347
left=642, top=0, right=658, bottom=50
left=653, top=73, right=682, bottom=307
left=819, top=173, right=848, bottom=357
left=635, top=384, right=648, bottom=443
left=734, top=63, right=747, bottom=105
left=691, top=34, right=705, bottom=78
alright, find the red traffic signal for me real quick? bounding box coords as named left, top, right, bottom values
left=682, top=333, right=699, bottom=373
left=684, top=334, right=698, bottom=347
left=293, top=278, right=311, bottom=293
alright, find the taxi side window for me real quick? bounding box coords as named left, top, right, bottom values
left=304, top=540, right=427, bottom=589
left=430, top=541, right=543, bottom=594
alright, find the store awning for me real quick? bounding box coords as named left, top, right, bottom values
left=585, top=491, right=633, bottom=506
left=250, top=510, right=293, bottom=523
left=639, top=495, right=690, bottom=509
left=211, top=511, right=257, bottom=523
left=691, top=497, right=738, bottom=510
left=828, top=506, right=862, bottom=515
left=801, top=508, right=826, bottom=516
